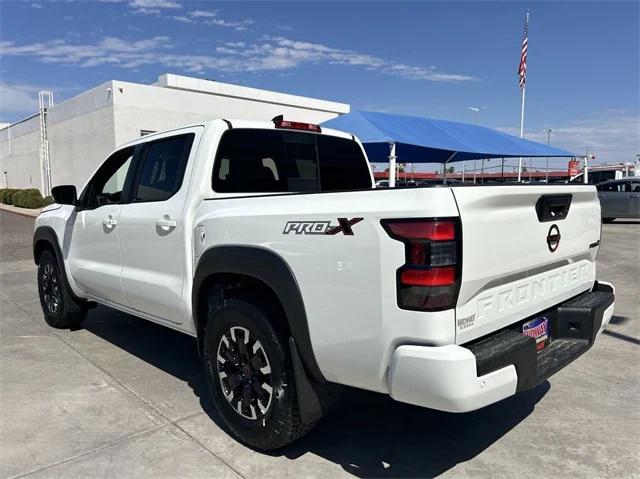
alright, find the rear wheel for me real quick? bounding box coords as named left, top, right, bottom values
left=37, top=250, right=86, bottom=329
left=203, top=298, right=315, bottom=450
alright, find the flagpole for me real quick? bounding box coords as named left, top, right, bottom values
left=518, top=85, right=526, bottom=182
left=517, top=10, right=529, bottom=183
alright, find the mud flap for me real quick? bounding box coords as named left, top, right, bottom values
left=289, top=337, right=342, bottom=424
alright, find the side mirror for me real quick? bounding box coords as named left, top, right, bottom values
left=51, top=185, right=77, bottom=205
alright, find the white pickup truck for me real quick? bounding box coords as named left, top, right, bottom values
left=34, top=118, right=615, bottom=450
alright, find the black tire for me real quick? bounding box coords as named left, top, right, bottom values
left=602, top=218, right=615, bottom=223
left=37, top=249, right=86, bottom=329
left=203, top=298, right=315, bottom=450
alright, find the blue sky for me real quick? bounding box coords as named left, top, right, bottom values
left=1, top=0, right=638, bottom=167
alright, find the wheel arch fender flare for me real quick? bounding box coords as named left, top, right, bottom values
left=192, top=245, right=326, bottom=383
left=33, top=225, right=87, bottom=308
left=33, top=225, right=65, bottom=267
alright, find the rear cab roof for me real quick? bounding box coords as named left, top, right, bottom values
left=119, top=118, right=355, bottom=150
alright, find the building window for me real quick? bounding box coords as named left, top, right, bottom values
left=140, top=130, right=156, bottom=137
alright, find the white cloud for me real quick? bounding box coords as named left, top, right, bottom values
left=0, top=83, right=40, bottom=118
left=0, top=37, right=173, bottom=68
left=96, top=0, right=180, bottom=15
left=172, top=15, right=193, bottom=23
left=204, top=18, right=254, bottom=31
left=498, top=112, right=640, bottom=164
left=275, top=24, right=294, bottom=32
left=183, top=9, right=254, bottom=31
left=129, top=0, right=180, bottom=9
left=0, top=35, right=474, bottom=82
left=189, top=10, right=217, bottom=18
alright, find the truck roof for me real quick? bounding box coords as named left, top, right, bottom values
left=120, top=118, right=354, bottom=149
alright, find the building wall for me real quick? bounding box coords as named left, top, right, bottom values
left=0, top=75, right=348, bottom=194
left=0, top=115, right=43, bottom=190
left=0, top=82, right=117, bottom=192
left=110, top=79, right=345, bottom=148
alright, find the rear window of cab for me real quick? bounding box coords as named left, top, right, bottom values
left=212, top=129, right=372, bottom=193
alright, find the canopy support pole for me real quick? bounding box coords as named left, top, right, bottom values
left=388, top=142, right=397, bottom=188
left=462, top=161, right=466, bottom=182
left=443, top=151, right=457, bottom=184
left=583, top=154, right=589, bottom=184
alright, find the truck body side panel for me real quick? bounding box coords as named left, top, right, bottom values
left=194, top=187, right=460, bottom=393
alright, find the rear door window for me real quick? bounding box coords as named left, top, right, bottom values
left=133, top=134, right=195, bottom=202
left=212, top=129, right=371, bottom=193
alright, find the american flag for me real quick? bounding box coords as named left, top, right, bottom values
left=518, top=14, right=529, bottom=90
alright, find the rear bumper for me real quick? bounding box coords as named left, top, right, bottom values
left=388, top=281, right=615, bottom=413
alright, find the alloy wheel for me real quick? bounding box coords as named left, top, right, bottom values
left=216, top=326, right=274, bottom=420
left=41, top=262, right=61, bottom=314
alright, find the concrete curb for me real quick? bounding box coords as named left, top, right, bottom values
left=0, top=204, right=42, bottom=218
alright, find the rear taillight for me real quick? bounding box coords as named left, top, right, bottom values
left=382, top=218, right=461, bottom=311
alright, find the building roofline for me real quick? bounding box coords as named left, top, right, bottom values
left=155, top=73, right=350, bottom=115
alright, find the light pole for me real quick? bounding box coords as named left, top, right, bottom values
left=543, top=128, right=552, bottom=182
left=468, top=107, right=487, bottom=124
left=468, top=107, right=487, bottom=183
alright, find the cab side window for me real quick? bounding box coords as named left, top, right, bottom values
left=598, top=182, right=625, bottom=192
left=80, top=147, right=135, bottom=209
left=133, top=134, right=195, bottom=202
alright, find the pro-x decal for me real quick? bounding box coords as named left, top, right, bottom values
left=283, top=217, right=363, bottom=235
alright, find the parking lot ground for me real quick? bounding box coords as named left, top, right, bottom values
left=1, top=210, right=638, bottom=478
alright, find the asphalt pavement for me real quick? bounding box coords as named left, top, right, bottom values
left=1, top=210, right=638, bottom=478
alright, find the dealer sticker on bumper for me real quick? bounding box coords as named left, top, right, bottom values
left=522, top=316, right=550, bottom=351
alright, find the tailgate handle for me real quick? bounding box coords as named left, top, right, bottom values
left=535, top=194, right=572, bottom=222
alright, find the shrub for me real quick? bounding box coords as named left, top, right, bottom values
left=0, top=189, right=19, bottom=205
left=12, top=189, right=45, bottom=209
left=0, top=188, right=49, bottom=208
left=18, top=195, right=45, bottom=209
left=7, top=190, right=20, bottom=205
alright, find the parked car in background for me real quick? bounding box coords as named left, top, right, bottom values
left=375, top=180, right=419, bottom=188
left=597, top=178, right=640, bottom=222
left=569, top=166, right=636, bottom=185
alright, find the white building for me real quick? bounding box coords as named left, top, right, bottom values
left=0, top=74, right=349, bottom=195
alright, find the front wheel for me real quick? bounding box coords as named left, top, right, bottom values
left=37, top=250, right=86, bottom=329
left=203, top=298, right=315, bottom=450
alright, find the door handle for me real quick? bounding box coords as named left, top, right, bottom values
left=156, top=216, right=177, bottom=230
left=103, top=215, right=117, bottom=228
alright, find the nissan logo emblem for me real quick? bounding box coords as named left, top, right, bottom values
left=547, top=224, right=561, bottom=252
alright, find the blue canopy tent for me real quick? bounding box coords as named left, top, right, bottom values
left=322, top=110, right=574, bottom=185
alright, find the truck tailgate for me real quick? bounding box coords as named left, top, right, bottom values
left=451, top=185, right=601, bottom=344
